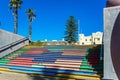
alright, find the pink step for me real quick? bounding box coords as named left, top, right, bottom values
left=8, top=63, right=31, bottom=66
left=56, top=59, right=82, bottom=63
left=54, top=61, right=82, bottom=65
left=42, top=63, right=80, bottom=68
left=10, top=60, right=32, bottom=62
left=61, top=50, right=86, bottom=56
left=15, top=58, right=34, bottom=60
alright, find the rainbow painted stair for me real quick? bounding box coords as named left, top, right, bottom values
left=0, top=46, right=102, bottom=80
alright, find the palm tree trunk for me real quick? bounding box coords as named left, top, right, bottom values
left=14, top=7, right=18, bottom=34
left=28, top=19, right=32, bottom=40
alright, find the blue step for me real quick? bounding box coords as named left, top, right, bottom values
left=10, top=69, right=56, bottom=76
left=0, top=64, right=97, bottom=75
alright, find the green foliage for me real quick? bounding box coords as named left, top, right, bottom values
left=9, top=0, right=23, bottom=9
left=26, top=9, right=36, bottom=22
left=88, top=45, right=101, bottom=53
left=30, top=40, right=43, bottom=46
left=74, top=45, right=96, bottom=48
left=64, top=16, right=78, bottom=44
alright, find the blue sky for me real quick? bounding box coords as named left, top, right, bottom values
left=0, top=0, right=106, bottom=41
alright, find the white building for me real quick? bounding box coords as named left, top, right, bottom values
left=78, top=32, right=103, bottom=45
left=41, top=38, right=68, bottom=45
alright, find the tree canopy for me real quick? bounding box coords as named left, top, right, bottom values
left=64, top=16, right=78, bottom=44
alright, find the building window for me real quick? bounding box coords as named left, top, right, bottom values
left=82, top=42, right=84, bottom=45
left=97, top=38, right=100, bottom=41
left=90, top=39, right=91, bottom=41
left=85, top=39, right=87, bottom=41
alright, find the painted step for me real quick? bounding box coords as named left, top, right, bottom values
left=8, top=63, right=31, bottom=66
left=8, top=62, right=39, bottom=65
left=10, top=69, right=56, bottom=76
left=54, top=61, right=82, bottom=65
left=43, top=63, right=80, bottom=68
left=15, top=58, right=34, bottom=60
left=46, top=66, right=80, bottom=71
left=80, top=65, right=93, bottom=68
left=31, top=65, right=45, bottom=68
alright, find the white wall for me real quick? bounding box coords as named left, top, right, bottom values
left=0, top=29, right=29, bottom=58
left=78, top=32, right=103, bottom=45
left=0, top=29, right=24, bottom=47
left=79, top=34, right=92, bottom=45
left=92, top=32, right=103, bottom=45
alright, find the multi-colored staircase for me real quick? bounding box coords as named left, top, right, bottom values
left=0, top=46, right=102, bottom=80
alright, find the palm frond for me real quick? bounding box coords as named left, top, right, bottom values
left=9, top=0, right=23, bottom=8
left=26, top=8, right=36, bottom=21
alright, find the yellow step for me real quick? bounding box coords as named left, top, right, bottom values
left=0, top=68, right=10, bottom=71
left=56, top=74, right=100, bottom=80
left=31, top=73, right=100, bottom=80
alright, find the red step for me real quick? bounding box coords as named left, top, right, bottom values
left=8, top=61, right=39, bottom=64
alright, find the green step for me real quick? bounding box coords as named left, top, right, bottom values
left=80, top=69, right=94, bottom=72
left=0, top=60, right=10, bottom=61
left=80, top=67, right=102, bottom=71
left=82, top=61, right=88, bottom=63
left=83, top=59, right=88, bottom=61
left=80, top=67, right=94, bottom=70
left=80, top=69, right=95, bottom=72
left=0, top=47, right=29, bottom=62
left=0, top=63, right=7, bottom=64
left=0, top=61, right=10, bottom=63
left=50, top=50, right=60, bottom=52
left=81, top=64, right=92, bottom=66
left=0, top=62, right=8, bottom=64
left=80, top=65, right=93, bottom=68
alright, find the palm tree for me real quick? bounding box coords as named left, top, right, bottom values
left=26, top=9, right=36, bottom=40
left=9, top=0, right=23, bottom=34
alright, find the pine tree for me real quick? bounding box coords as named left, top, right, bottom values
left=64, top=16, right=78, bottom=44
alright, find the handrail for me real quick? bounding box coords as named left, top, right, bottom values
left=0, top=38, right=29, bottom=53
left=100, top=33, right=104, bottom=61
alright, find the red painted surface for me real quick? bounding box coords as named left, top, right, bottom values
left=8, top=61, right=38, bottom=64
left=88, top=52, right=100, bottom=66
